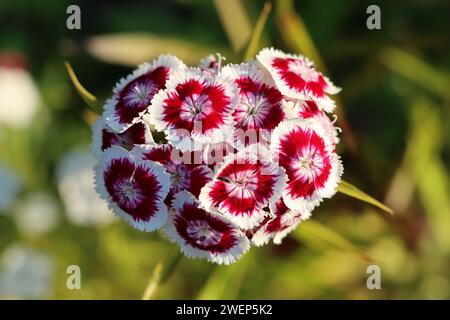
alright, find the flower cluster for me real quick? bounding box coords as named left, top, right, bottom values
left=93, top=49, right=343, bottom=265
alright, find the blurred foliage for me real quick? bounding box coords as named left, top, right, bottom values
left=0, top=0, right=449, bottom=299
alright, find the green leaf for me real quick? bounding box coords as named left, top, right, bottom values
left=406, top=99, right=450, bottom=252
left=338, top=180, right=393, bottom=214
left=213, top=0, right=252, bottom=52
left=64, top=61, right=101, bottom=112
left=85, top=33, right=228, bottom=67
left=379, top=47, right=450, bottom=99
left=294, top=220, right=373, bottom=262
left=243, top=2, right=272, bottom=61
left=141, top=246, right=182, bottom=300
left=196, top=252, right=253, bottom=299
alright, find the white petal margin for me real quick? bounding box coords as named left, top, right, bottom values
left=251, top=214, right=302, bottom=246
left=220, top=61, right=275, bottom=87
left=148, top=67, right=239, bottom=152
left=252, top=198, right=312, bottom=246
left=94, top=145, right=170, bottom=232
left=163, top=190, right=250, bottom=265
left=307, top=113, right=340, bottom=145
left=199, top=144, right=287, bottom=230
left=91, top=116, right=107, bottom=159
left=256, top=47, right=341, bottom=112
left=103, top=54, right=186, bottom=133
left=270, top=118, right=343, bottom=213
left=91, top=116, right=154, bottom=159
left=281, top=99, right=340, bottom=145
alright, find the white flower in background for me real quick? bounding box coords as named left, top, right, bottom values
left=14, top=193, right=59, bottom=237
left=0, top=66, right=40, bottom=128
left=57, top=148, right=115, bottom=227
left=0, top=163, right=21, bottom=213
left=0, top=245, right=54, bottom=299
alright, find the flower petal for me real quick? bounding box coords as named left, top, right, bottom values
left=282, top=99, right=340, bottom=145
left=252, top=198, right=311, bottom=246
left=202, top=142, right=237, bottom=170
left=199, top=54, right=220, bottom=75
left=91, top=116, right=153, bottom=159
left=164, top=190, right=250, bottom=265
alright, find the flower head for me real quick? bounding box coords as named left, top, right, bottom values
left=104, top=54, right=185, bottom=132
left=95, top=146, right=170, bottom=231
left=149, top=68, right=239, bottom=151
left=164, top=191, right=250, bottom=265
left=257, top=48, right=340, bottom=112
left=199, top=144, right=287, bottom=230
left=90, top=50, right=346, bottom=259
left=270, top=119, right=343, bottom=213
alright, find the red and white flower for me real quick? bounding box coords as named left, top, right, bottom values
left=95, top=146, right=170, bottom=231
left=104, top=54, right=185, bottom=132
left=199, top=54, right=220, bottom=75
left=199, top=144, right=287, bottom=230
left=164, top=190, right=250, bottom=265
left=221, top=63, right=285, bottom=148
left=271, top=119, right=343, bottom=213
left=91, top=116, right=153, bottom=159
left=257, top=48, right=340, bottom=112
left=91, top=50, right=347, bottom=255
left=149, top=68, right=239, bottom=151
left=282, top=99, right=340, bottom=145
left=132, top=144, right=213, bottom=201
left=252, top=198, right=311, bottom=246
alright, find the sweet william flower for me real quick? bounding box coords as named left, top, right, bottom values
left=199, top=144, right=287, bottom=230
left=251, top=198, right=311, bottom=246
left=149, top=67, right=239, bottom=151
left=199, top=54, right=220, bottom=75
left=131, top=143, right=213, bottom=202
left=221, top=63, right=285, bottom=148
left=271, top=119, right=343, bottom=213
left=282, top=99, right=340, bottom=145
left=257, top=48, right=340, bottom=112
left=95, top=146, right=170, bottom=232
left=91, top=116, right=153, bottom=159
left=104, top=54, right=186, bottom=133
left=164, top=190, right=250, bottom=265
left=89, top=49, right=346, bottom=264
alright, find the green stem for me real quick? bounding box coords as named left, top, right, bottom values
left=141, top=246, right=182, bottom=300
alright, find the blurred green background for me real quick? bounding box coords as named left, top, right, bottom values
left=0, top=0, right=449, bottom=299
